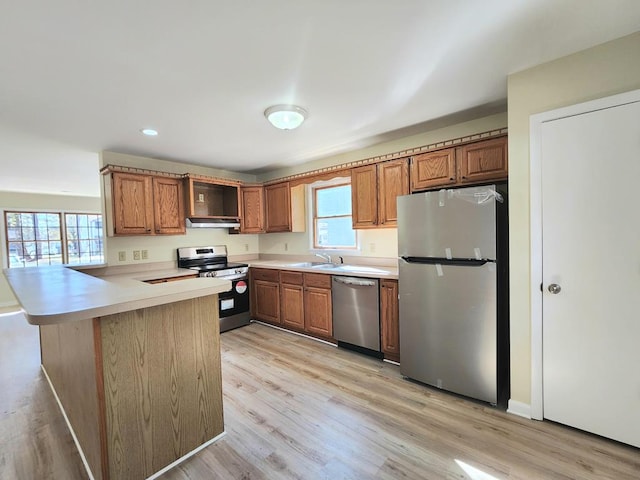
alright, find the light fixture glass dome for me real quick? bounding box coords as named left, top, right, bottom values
left=264, top=105, right=308, bottom=130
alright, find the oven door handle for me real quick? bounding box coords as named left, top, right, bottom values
left=219, top=274, right=248, bottom=281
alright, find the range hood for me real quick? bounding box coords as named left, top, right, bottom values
left=186, top=218, right=241, bottom=228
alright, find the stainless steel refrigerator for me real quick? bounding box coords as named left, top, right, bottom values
left=397, top=184, right=509, bottom=406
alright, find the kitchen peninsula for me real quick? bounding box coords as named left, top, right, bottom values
left=3, top=265, right=231, bottom=480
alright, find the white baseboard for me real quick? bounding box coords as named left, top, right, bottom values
left=41, top=365, right=96, bottom=480
left=507, top=399, right=532, bottom=419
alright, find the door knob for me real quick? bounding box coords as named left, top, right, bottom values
left=548, top=283, right=562, bottom=294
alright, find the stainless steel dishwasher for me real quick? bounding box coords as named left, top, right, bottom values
left=331, top=276, right=381, bottom=357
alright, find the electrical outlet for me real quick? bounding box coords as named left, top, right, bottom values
left=141, top=249, right=148, bottom=260
left=118, top=251, right=126, bottom=262
left=133, top=250, right=141, bottom=261
left=244, top=244, right=249, bottom=252
left=284, top=242, right=288, bottom=251
left=369, top=242, right=376, bottom=253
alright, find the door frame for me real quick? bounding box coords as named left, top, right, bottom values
left=529, top=88, right=640, bottom=420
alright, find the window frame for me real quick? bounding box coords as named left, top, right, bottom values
left=311, top=179, right=358, bottom=251
left=3, top=209, right=104, bottom=268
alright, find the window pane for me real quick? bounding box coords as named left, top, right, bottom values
left=316, top=185, right=352, bottom=217
left=316, top=217, right=356, bottom=248
left=65, top=213, right=104, bottom=265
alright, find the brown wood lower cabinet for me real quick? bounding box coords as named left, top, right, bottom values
left=380, top=279, right=400, bottom=362
left=303, top=273, right=332, bottom=339
left=252, top=268, right=333, bottom=340
left=280, top=271, right=305, bottom=330
left=252, top=277, right=280, bottom=324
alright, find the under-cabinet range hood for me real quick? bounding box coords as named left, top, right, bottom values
left=186, top=218, right=240, bottom=228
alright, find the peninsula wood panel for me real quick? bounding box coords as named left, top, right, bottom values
left=100, top=296, right=223, bottom=479
left=40, top=319, right=105, bottom=480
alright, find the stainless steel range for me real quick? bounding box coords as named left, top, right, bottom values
left=177, top=245, right=250, bottom=332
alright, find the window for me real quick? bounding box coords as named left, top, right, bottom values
left=4, top=211, right=104, bottom=268
left=65, top=213, right=104, bottom=264
left=313, top=183, right=357, bottom=249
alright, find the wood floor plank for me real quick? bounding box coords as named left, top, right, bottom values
left=2, top=316, right=639, bottom=479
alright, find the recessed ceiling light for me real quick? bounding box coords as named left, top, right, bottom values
left=141, top=128, right=158, bottom=136
left=264, top=105, right=308, bottom=130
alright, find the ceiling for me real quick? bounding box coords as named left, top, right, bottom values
left=1, top=1, right=639, bottom=197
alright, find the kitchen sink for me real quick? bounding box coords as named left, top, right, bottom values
left=310, top=264, right=389, bottom=274
left=286, top=261, right=328, bottom=268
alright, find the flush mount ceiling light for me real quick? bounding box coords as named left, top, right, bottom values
left=141, top=128, right=158, bottom=136
left=264, top=105, right=308, bottom=130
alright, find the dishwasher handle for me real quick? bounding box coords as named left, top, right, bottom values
left=333, top=276, right=377, bottom=287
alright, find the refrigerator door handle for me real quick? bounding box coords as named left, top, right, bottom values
left=401, top=256, right=491, bottom=266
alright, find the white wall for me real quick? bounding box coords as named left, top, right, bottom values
left=507, top=31, right=640, bottom=406
left=0, top=191, right=102, bottom=306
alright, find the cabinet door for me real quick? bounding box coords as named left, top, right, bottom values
left=240, top=186, right=265, bottom=233
left=112, top=172, right=154, bottom=235
left=410, top=148, right=456, bottom=192
left=152, top=177, right=185, bottom=234
left=254, top=280, right=280, bottom=324
left=265, top=183, right=291, bottom=232
left=351, top=164, right=378, bottom=228
left=380, top=279, right=400, bottom=362
left=281, top=283, right=305, bottom=330
left=377, top=159, right=409, bottom=227
left=304, top=287, right=332, bottom=338
left=459, top=137, right=508, bottom=183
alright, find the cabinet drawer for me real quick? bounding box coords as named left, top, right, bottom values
left=251, top=268, right=280, bottom=282
left=304, top=273, right=331, bottom=289
left=280, top=271, right=303, bottom=285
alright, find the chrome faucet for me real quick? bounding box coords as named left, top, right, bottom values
left=315, top=253, right=332, bottom=263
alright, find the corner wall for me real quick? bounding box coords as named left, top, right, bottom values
left=507, top=31, right=640, bottom=406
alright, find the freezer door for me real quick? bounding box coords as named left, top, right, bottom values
left=398, top=185, right=497, bottom=259
left=399, top=259, right=497, bottom=404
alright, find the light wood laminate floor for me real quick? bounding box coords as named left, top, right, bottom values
left=1, top=316, right=638, bottom=479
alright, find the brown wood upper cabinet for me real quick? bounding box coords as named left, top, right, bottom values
left=351, top=158, right=409, bottom=229
left=264, top=182, right=305, bottom=233
left=240, top=185, right=265, bottom=234
left=458, top=136, right=508, bottom=184
left=105, top=171, right=185, bottom=236
left=410, top=148, right=457, bottom=191
left=185, top=175, right=240, bottom=220
left=410, top=136, right=508, bottom=192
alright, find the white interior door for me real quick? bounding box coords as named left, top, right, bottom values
left=541, top=99, right=640, bottom=447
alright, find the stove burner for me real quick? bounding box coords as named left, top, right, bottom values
left=177, top=245, right=248, bottom=279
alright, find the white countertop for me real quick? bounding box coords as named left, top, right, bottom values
left=3, top=265, right=230, bottom=326
left=248, top=260, right=398, bottom=279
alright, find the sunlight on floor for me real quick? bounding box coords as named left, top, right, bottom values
left=456, top=459, right=501, bottom=480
